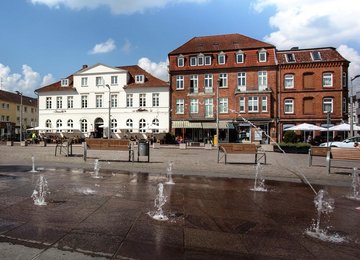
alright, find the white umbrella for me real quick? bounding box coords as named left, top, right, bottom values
left=27, top=126, right=53, bottom=131
left=325, top=123, right=360, bottom=131
left=285, top=123, right=327, bottom=131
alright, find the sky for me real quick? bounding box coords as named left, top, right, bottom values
left=0, top=0, right=360, bottom=97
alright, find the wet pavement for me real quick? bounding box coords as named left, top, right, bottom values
left=0, top=162, right=360, bottom=259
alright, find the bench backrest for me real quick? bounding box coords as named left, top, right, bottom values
left=220, top=143, right=257, bottom=154
left=330, top=147, right=360, bottom=160
left=86, top=139, right=130, bottom=150
left=309, top=146, right=329, bottom=157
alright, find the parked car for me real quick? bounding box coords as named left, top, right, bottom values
left=319, top=136, right=360, bottom=147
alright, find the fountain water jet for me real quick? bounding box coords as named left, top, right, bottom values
left=31, top=175, right=49, bottom=206
left=250, top=162, right=267, bottom=192
left=346, top=167, right=360, bottom=201
left=92, top=159, right=102, bottom=179
left=165, top=160, right=175, bottom=185
left=148, top=183, right=168, bottom=221
left=29, top=155, right=38, bottom=173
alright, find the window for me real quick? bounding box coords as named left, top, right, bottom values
left=139, top=119, right=146, bottom=133
left=56, top=119, right=62, bottom=130
left=204, top=74, right=213, bottom=93
left=67, top=96, right=73, bottom=108
left=139, top=93, right=146, bottom=107
left=342, top=72, right=347, bottom=88
left=248, top=96, right=259, bottom=112
left=285, top=53, right=295, bottom=62
left=219, top=97, right=228, bottom=113
left=81, top=119, right=87, bottom=133
left=284, top=99, right=294, bottom=114
left=303, top=97, right=314, bottom=115
left=152, top=93, right=159, bottom=107
left=96, top=95, right=103, bottom=108
left=284, top=74, right=294, bottom=89
left=204, top=98, right=213, bottom=118
left=61, top=79, right=69, bottom=87
left=205, top=55, right=212, bottom=65
left=176, top=75, right=184, bottom=90
left=198, top=53, right=204, bottom=66
left=111, top=94, right=118, bottom=108
left=190, top=75, right=198, bottom=93
left=126, top=119, right=133, bottom=132
left=135, top=75, right=145, bottom=83
left=258, top=49, right=267, bottom=62
left=56, top=97, right=62, bottom=109
left=218, top=51, right=226, bottom=65
left=126, top=94, right=133, bottom=107
left=24, top=107, right=27, bottom=112
left=81, top=95, right=88, bottom=108
left=177, top=55, right=184, bottom=67
left=190, top=56, right=197, bottom=66
left=239, top=97, right=245, bottom=112
left=261, top=96, right=267, bottom=112
left=190, top=99, right=198, bottom=114
left=17, top=105, right=20, bottom=111
left=237, top=72, right=246, bottom=91
left=323, top=97, right=333, bottom=113
left=46, top=119, right=51, bottom=128
left=96, top=77, right=103, bottom=86
left=323, top=72, right=333, bottom=87
left=111, top=119, right=117, bottom=132
left=303, top=72, right=314, bottom=89
left=46, top=97, right=52, bottom=109
left=176, top=99, right=184, bottom=114
left=81, top=77, right=88, bottom=87
left=111, top=76, right=118, bottom=85
left=152, top=118, right=160, bottom=133
left=311, top=51, right=321, bottom=61
left=31, top=108, right=34, bottom=113
left=219, top=73, right=227, bottom=88
left=236, top=50, right=244, bottom=63
left=258, top=71, right=267, bottom=90
left=67, top=119, right=73, bottom=130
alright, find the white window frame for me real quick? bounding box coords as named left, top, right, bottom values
left=111, top=94, right=118, bottom=108
left=81, top=95, right=88, bottom=108
left=152, top=93, right=160, bottom=107
left=67, top=119, right=73, bottom=130
left=61, top=79, right=69, bottom=87
left=67, top=96, right=73, bottom=109
left=135, top=75, right=145, bottom=83
left=96, top=95, right=103, bottom=108
left=248, top=96, right=259, bottom=112
left=204, top=74, right=213, bottom=93
left=190, top=99, right=198, bottom=114
left=205, top=55, right=212, bottom=65
left=96, top=77, right=103, bottom=86
left=139, top=118, right=146, bottom=133
left=176, top=75, right=184, bottom=90
left=111, top=119, right=117, bottom=132
left=261, top=96, right=268, bottom=112
left=190, top=56, right=197, bottom=66
left=46, top=97, right=52, bottom=109
left=56, top=97, right=62, bottom=109
left=258, top=49, right=267, bottom=62
left=219, top=97, right=228, bottom=113
left=239, top=97, right=245, bottom=112
left=219, top=73, right=227, bottom=88
left=204, top=98, right=213, bottom=118
left=236, top=51, right=244, bottom=63
left=177, top=55, right=184, bottom=67
left=198, top=53, right=204, bottom=66
left=81, top=77, right=88, bottom=87
left=152, top=118, right=160, bottom=133
left=126, top=94, right=133, bottom=107
left=81, top=119, right=87, bottom=133
left=176, top=99, right=184, bottom=114
left=237, top=72, right=246, bottom=91
left=111, top=76, right=118, bottom=85
left=190, top=75, right=198, bottom=93
left=126, top=118, right=133, bottom=132
left=56, top=119, right=62, bottom=131
left=323, top=72, right=333, bottom=88
left=139, top=93, right=146, bottom=107
left=258, top=71, right=268, bottom=90
left=284, top=74, right=294, bottom=89
left=323, top=97, right=333, bottom=113
left=284, top=99, right=294, bottom=114
left=218, top=51, right=226, bottom=65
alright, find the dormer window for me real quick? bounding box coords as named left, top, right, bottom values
left=236, top=50, right=244, bottom=63
left=258, top=49, right=267, bottom=62
left=61, top=79, right=69, bottom=87
left=311, top=51, right=321, bottom=61
left=190, top=56, right=197, bottom=66
left=205, top=55, right=212, bottom=65
left=135, top=75, right=145, bottom=83
left=198, top=53, right=204, bottom=66
left=177, top=55, right=184, bottom=67
left=218, top=51, right=226, bottom=65
left=285, top=53, right=295, bottom=62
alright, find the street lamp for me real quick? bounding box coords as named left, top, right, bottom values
left=350, top=74, right=360, bottom=137
left=15, top=91, right=23, bottom=142
left=105, top=84, right=111, bottom=139
left=216, top=79, right=220, bottom=163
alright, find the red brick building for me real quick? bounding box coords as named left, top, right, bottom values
left=168, top=34, right=349, bottom=144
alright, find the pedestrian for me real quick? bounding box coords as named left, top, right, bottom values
left=32, top=132, right=37, bottom=144
left=354, top=142, right=360, bottom=150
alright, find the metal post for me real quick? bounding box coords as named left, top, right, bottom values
left=326, top=112, right=330, bottom=147
left=16, top=91, right=23, bottom=142
left=350, top=75, right=360, bottom=137
left=216, top=79, right=220, bottom=163
left=106, top=84, right=111, bottom=139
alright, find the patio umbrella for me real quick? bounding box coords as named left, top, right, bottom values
left=326, top=123, right=360, bottom=131
left=27, top=126, right=53, bottom=131
left=285, top=123, right=327, bottom=131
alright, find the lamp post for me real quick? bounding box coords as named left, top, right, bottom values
left=15, top=91, right=23, bottom=142
left=216, top=79, right=220, bottom=163
left=350, top=75, right=360, bottom=137
left=105, top=84, right=111, bottom=139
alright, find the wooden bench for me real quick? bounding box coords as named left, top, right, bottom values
left=308, top=146, right=329, bottom=166
left=218, top=143, right=266, bottom=164
left=326, top=147, right=360, bottom=174
left=55, top=138, right=73, bottom=157
left=83, top=139, right=134, bottom=162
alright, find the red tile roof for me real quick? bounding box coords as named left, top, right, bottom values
left=277, top=47, right=349, bottom=64
left=0, top=90, right=37, bottom=106
left=169, top=33, right=275, bottom=55
left=35, top=75, right=75, bottom=93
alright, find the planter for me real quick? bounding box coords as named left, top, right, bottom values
left=6, top=141, right=13, bottom=146
left=273, top=145, right=310, bottom=154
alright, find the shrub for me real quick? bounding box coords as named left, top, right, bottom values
left=283, top=130, right=297, bottom=143
left=164, top=133, right=176, bottom=144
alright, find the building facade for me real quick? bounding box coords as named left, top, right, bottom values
left=168, top=34, right=349, bottom=143
left=0, top=90, right=38, bottom=141
left=35, top=64, right=169, bottom=138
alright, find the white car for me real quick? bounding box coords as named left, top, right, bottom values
left=319, top=136, right=360, bottom=147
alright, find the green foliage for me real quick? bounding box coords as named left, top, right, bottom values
left=283, top=130, right=297, bottom=143
left=164, top=133, right=176, bottom=144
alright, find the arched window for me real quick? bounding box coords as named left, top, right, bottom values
left=152, top=118, right=160, bottom=133
left=56, top=119, right=62, bottom=132
left=81, top=119, right=88, bottom=133
left=45, top=119, right=51, bottom=132
left=139, top=119, right=146, bottom=133
left=67, top=119, right=73, bottom=132
left=111, top=118, right=117, bottom=133
left=126, top=119, right=133, bottom=133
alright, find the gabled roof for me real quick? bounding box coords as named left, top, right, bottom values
left=118, top=65, right=168, bottom=89
left=35, top=75, right=75, bottom=93
left=277, top=47, right=349, bottom=64
left=169, top=33, right=275, bottom=55
left=0, top=90, right=37, bottom=106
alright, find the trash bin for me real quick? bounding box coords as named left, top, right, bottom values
left=138, top=140, right=149, bottom=156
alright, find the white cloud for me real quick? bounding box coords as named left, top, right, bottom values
left=338, top=45, right=360, bottom=92
left=31, top=0, right=209, bottom=15
left=0, top=64, right=54, bottom=96
left=121, top=38, right=133, bottom=54
left=137, top=57, right=169, bottom=82
left=89, top=38, right=116, bottom=54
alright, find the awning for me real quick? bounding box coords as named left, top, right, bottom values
left=202, top=122, right=217, bottom=129
left=172, top=121, right=202, bottom=128
left=219, top=121, right=235, bottom=129
left=172, top=121, right=234, bottom=129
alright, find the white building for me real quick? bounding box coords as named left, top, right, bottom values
left=35, top=63, right=170, bottom=138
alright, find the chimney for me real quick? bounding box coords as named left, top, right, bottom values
left=82, top=64, right=88, bottom=69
